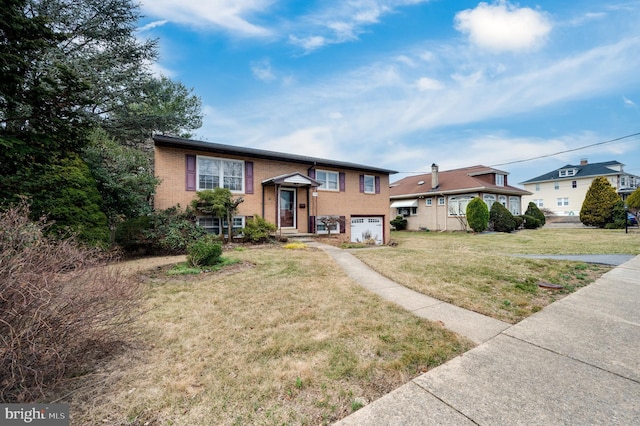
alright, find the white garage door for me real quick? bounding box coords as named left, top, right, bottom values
left=351, top=217, right=383, bottom=245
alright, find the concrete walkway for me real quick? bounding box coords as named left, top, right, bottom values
left=311, top=243, right=510, bottom=345
left=319, top=246, right=640, bottom=425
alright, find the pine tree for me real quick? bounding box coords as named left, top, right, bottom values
left=580, top=176, right=622, bottom=228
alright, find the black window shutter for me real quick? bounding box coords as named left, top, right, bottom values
left=339, top=172, right=345, bottom=192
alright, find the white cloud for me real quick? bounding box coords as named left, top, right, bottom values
left=289, top=35, right=327, bottom=51
left=138, top=20, right=168, bottom=32
left=623, top=96, right=636, bottom=107
left=454, top=1, right=551, bottom=52
left=287, top=0, right=429, bottom=52
left=140, top=0, right=273, bottom=36
left=251, top=59, right=276, bottom=82
left=416, top=77, right=444, bottom=91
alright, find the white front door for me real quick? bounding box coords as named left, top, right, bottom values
left=279, top=188, right=296, bottom=228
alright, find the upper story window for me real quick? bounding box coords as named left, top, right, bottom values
left=198, top=156, right=243, bottom=192
left=572, top=180, right=577, bottom=188
left=426, top=198, right=432, bottom=206
left=554, top=182, right=559, bottom=190
left=438, top=197, right=445, bottom=206
left=535, top=184, right=540, bottom=192
left=559, top=169, right=576, bottom=177
left=495, top=174, right=505, bottom=186
left=363, top=175, right=375, bottom=194
left=316, top=170, right=339, bottom=191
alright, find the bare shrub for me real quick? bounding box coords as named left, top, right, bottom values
left=0, top=201, right=142, bottom=402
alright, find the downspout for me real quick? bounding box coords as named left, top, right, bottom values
left=261, top=183, right=265, bottom=218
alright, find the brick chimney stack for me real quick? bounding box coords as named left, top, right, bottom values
left=431, top=163, right=439, bottom=189
left=580, top=158, right=588, bottom=166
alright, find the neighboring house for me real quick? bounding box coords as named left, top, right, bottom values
left=520, top=159, right=640, bottom=216
left=153, top=135, right=397, bottom=244
left=390, top=164, right=530, bottom=231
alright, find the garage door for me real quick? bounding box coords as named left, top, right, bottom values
left=351, top=217, right=383, bottom=245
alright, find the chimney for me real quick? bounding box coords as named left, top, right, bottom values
left=431, top=163, right=439, bottom=189
left=580, top=158, right=588, bottom=166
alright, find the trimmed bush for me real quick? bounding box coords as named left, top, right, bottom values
left=524, top=202, right=545, bottom=227
left=242, top=215, right=276, bottom=243
left=390, top=215, right=408, bottom=230
left=187, top=236, right=223, bottom=267
left=466, top=197, right=489, bottom=232
left=513, top=215, right=524, bottom=229
left=490, top=202, right=516, bottom=233
left=522, top=215, right=540, bottom=229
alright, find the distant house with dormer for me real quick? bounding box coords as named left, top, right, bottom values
left=520, top=159, right=640, bottom=216
left=390, top=164, right=530, bottom=231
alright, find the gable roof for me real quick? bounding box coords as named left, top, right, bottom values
left=153, top=135, right=397, bottom=175
left=390, top=165, right=530, bottom=198
left=521, top=161, right=624, bottom=184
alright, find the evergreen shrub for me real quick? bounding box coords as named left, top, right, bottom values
left=490, top=202, right=516, bottom=233
left=524, top=202, right=545, bottom=227
left=242, top=215, right=276, bottom=243
left=522, top=215, right=540, bottom=229
left=187, top=236, right=223, bottom=267
left=466, top=197, right=489, bottom=232
left=390, top=215, right=408, bottom=230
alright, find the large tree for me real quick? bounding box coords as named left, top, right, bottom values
left=83, top=129, right=159, bottom=239
left=580, top=176, right=623, bottom=228
left=1, top=0, right=202, bottom=242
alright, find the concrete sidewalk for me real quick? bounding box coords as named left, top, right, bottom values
left=322, top=248, right=640, bottom=425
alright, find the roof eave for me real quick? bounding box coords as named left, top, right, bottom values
left=154, top=134, right=398, bottom=175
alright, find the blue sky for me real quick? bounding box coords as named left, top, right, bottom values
left=137, top=0, right=640, bottom=187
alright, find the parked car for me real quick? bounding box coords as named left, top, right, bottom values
left=628, top=213, right=638, bottom=226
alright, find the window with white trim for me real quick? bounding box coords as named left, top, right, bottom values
left=559, top=169, right=576, bottom=177
left=496, top=174, right=505, bottom=186
left=198, top=156, right=244, bottom=192
left=554, top=182, right=559, bottom=190
left=499, top=195, right=507, bottom=206
left=197, top=216, right=245, bottom=237
left=557, top=198, right=569, bottom=207
left=572, top=180, right=577, bottom=189
left=483, top=194, right=496, bottom=209
left=316, top=170, right=339, bottom=191
left=448, top=195, right=474, bottom=216
left=438, top=197, right=445, bottom=206
left=316, top=216, right=340, bottom=234
left=509, top=197, right=520, bottom=215
left=426, top=198, right=432, bottom=206
left=533, top=199, right=544, bottom=207
left=535, top=184, right=540, bottom=192
left=363, top=175, right=375, bottom=194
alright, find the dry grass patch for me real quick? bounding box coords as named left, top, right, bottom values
left=352, top=229, right=639, bottom=323
left=61, top=246, right=472, bottom=425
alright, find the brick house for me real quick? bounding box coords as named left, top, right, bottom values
left=390, top=164, right=530, bottom=231
left=521, top=159, right=640, bottom=216
left=153, top=135, right=397, bottom=244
